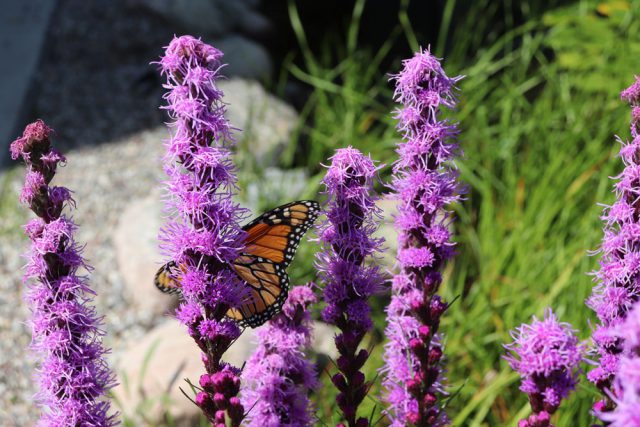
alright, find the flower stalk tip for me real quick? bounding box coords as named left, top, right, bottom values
left=504, top=309, right=583, bottom=427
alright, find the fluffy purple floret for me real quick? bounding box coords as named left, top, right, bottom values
left=504, top=309, right=583, bottom=426
left=598, top=302, right=640, bottom=426
left=316, top=147, right=384, bottom=427
left=157, top=35, right=247, bottom=426
left=12, top=120, right=117, bottom=426
left=241, top=285, right=318, bottom=427
left=587, top=77, right=640, bottom=414
left=381, top=48, right=463, bottom=426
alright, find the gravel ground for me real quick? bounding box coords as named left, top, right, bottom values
left=0, top=0, right=296, bottom=423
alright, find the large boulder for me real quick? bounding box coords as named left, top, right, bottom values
left=112, top=319, right=258, bottom=426
left=212, top=35, right=273, bottom=81
left=217, top=78, right=297, bottom=167
left=132, top=0, right=245, bottom=37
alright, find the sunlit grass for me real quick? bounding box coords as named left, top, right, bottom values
left=258, top=0, right=640, bottom=425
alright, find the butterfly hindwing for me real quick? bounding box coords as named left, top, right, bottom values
left=154, top=261, right=183, bottom=295
left=227, top=255, right=289, bottom=328
left=242, top=200, right=320, bottom=267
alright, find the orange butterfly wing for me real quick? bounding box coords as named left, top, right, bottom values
left=226, top=255, right=289, bottom=327
left=154, top=261, right=183, bottom=295
left=241, top=201, right=320, bottom=267
left=153, top=201, right=320, bottom=328
left=229, top=201, right=319, bottom=327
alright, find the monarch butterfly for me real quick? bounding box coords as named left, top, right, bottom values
left=154, top=200, right=319, bottom=327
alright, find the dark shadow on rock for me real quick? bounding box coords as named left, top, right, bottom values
left=25, top=0, right=172, bottom=155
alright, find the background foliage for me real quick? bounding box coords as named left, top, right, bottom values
left=237, top=0, right=640, bottom=425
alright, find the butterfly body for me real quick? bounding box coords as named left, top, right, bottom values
left=155, top=200, right=319, bottom=327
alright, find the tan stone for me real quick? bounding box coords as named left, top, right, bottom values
left=375, top=198, right=399, bottom=268
left=217, top=78, right=298, bottom=167
left=113, top=319, right=259, bottom=426
left=113, top=193, right=179, bottom=317
left=112, top=318, right=336, bottom=426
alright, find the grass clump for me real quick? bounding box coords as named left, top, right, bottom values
left=270, top=0, right=640, bottom=425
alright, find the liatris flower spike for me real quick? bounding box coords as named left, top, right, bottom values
left=157, top=35, right=247, bottom=426
left=241, top=285, right=319, bottom=427
left=504, top=309, right=583, bottom=427
left=316, top=147, right=384, bottom=427
left=382, top=48, right=463, bottom=426
left=588, top=76, right=640, bottom=415
left=11, top=120, right=117, bottom=426
left=598, top=302, right=640, bottom=426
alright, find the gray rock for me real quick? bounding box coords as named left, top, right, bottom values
left=213, top=35, right=273, bottom=81
left=113, top=192, right=179, bottom=317
left=310, top=321, right=338, bottom=359
left=112, top=319, right=212, bottom=426
left=238, top=9, right=273, bottom=39
left=236, top=0, right=262, bottom=7
left=218, top=78, right=296, bottom=167
left=132, top=0, right=244, bottom=37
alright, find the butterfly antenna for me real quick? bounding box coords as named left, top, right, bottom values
left=242, top=396, right=260, bottom=418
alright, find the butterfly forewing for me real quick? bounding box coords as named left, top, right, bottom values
left=242, top=201, right=320, bottom=267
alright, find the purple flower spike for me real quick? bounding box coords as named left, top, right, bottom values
left=588, top=76, right=640, bottom=416
left=241, top=285, right=319, bottom=427
left=12, top=120, right=117, bottom=426
left=598, top=302, right=640, bottom=426
left=381, top=48, right=463, bottom=426
left=316, top=147, right=384, bottom=427
left=504, top=309, right=583, bottom=427
left=157, top=35, right=247, bottom=426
